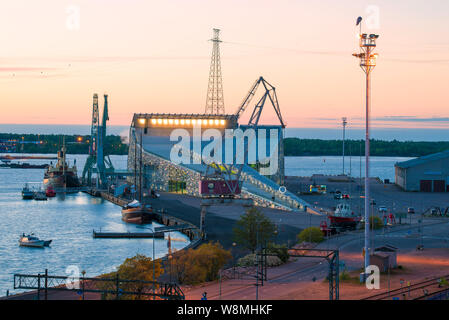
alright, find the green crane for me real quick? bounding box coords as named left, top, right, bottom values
left=82, top=94, right=114, bottom=187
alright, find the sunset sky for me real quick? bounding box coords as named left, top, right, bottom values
left=0, top=0, right=448, bottom=129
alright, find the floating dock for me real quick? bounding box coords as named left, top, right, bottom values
left=92, top=230, right=165, bottom=239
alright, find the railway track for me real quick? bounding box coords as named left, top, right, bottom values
left=362, top=274, right=449, bottom=300
left=205, top=260, right=325, bottom=300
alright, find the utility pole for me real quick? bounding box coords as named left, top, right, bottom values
left=139, top=128, right=143, bottom=203
left=342, top=117, right=347, bottom=175
left=205, top=28, right=225, bottom=114
left=353, top=17, right=379, bottom=278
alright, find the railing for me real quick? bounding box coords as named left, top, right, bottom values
left=14, top=270, right=184, bottom=300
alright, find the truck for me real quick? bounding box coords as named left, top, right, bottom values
left=309, top=184, right=327, bottom=194
left=199, top=179, right=241, bottom=197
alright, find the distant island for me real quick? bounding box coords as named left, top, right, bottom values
left=1, top=133, right=448, bottom=157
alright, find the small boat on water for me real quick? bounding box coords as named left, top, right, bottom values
left=33, top=190, right=47, bottom=201
left=21, top=183, right=34, bottom=200
left=121, top=200, right=153, bottom=224
left=19, top=233, right=52, bottom=248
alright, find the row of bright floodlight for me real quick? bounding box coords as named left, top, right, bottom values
left=138, top=118, right=226, bottom=126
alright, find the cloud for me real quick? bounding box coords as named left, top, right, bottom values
left=374, top=116, right=449, bottom=122
left=0, top=67, right=59, bottom=72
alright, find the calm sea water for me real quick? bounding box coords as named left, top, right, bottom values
left=285, top=156, right=412, bottom=181
left=0, top=154, right=190, bottom=295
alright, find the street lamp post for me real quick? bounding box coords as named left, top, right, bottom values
left=81, top=270, right=86, bottom=300
left=232, top=242, right=237, bottom=278
left=149, top=225, right=156, bottom=300
left=353, top=27, right=379, bottom=278
left=342, top=117, right=347, bottom=175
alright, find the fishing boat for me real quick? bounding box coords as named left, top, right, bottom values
left=43, top=141, right=80, bottom=190
left=21, top=183, right=34, bottom=200
left=328, top=202, right=361, bottom=230
left=19, top=233, right=52, bottom=248
left=121, top=200, right=153, bottom=224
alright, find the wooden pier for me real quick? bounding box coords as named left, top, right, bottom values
left=85, top=188, right=202, bottom=245
left=92, top=230, right=165, bottom=239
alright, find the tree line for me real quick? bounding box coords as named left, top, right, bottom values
left=3, top=133, right=448, bottom=157
left=284, top=138, right=449, bottom=157
left=0, top=133, right=128, bottom=155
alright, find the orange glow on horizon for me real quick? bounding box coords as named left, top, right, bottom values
left=0, top=1, right=448, bottom=131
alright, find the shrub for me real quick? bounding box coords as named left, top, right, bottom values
left=297, top=227, right=324, bottom=243
left=267, top=243, right=289, bottom=263
left=169, top=242, right=232, bottom=285
left=237, top=253, right=256, bottom=267
left=98, top=254, right=163, bottom=300
left=340, top=269, right=351, bottom=281
left=237, top=253, right=283, bottom=267
left=369, top=216, right=384, bottom=230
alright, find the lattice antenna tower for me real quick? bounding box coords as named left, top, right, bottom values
left=205, top=28, right=225, bottom=114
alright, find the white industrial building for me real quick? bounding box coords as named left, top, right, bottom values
left=395, top=150, right=449, bottom=192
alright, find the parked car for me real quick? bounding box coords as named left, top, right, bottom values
left=378, top=206, right=387, bottom=213
left=408, top=207, right=415, bottom=214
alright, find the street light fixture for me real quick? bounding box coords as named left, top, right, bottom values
left=353, top=22, right=379, bottom=279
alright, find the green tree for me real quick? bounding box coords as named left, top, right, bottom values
left=297, top=226, right=324, bottom=243
left=368, top=216, right=384, bottom=230
left=233, top=207, right=276, bottom=253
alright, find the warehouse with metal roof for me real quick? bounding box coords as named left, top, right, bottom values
left=395, top=150, right=449, bottom=192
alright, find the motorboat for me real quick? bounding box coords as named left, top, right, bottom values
left=121, top=199, right=153, bottom=224
left=33, top=190, right=48, bottom=201
left=21, top=183, right=34, bottom=200
left=19, top=234, right=52, bottom=248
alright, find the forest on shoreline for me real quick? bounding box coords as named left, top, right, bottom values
left=0, top=133, right=128, bottom=155
left=1, top=133, right=448, bottom=157
left=284, top=137, right=449, bottom=157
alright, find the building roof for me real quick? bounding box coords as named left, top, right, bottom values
left=375, top=244, right=398, bottom=252
left=133, top=113, right=238, bottom=121
left=370, top=252, right=390, bottom=260
left=395, top=149, right=449, bottom=169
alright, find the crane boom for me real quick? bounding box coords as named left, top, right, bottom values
left=234, top=77, right=262, bottom=119
left=234, top=76, right=285, bottom=128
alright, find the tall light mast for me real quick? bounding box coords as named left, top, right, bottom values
left=205, top=28, right=225, bottom=114
left=353, top=18, right=379, bottom=277
left=342, top=117, right=347, bottom=175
